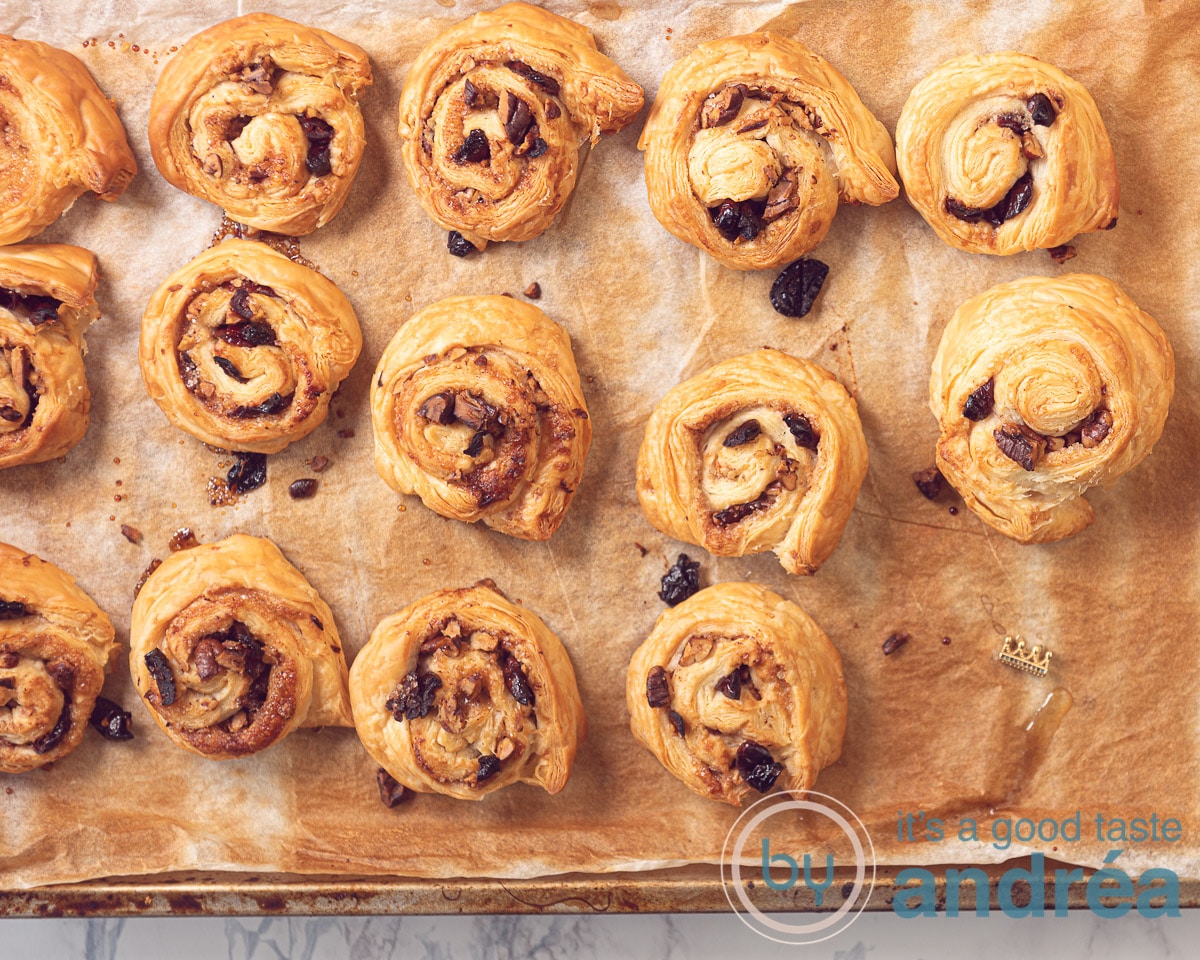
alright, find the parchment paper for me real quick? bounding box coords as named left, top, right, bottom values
left=2, top=0, right=1199, bottom=888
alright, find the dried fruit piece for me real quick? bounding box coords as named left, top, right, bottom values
left=1027, top=93, right=1057, bottom=126
left=783, top=412, right=819, bottom=451
left=994, top=422, right=1046, bottom=471
left=912, top=467, right=943, bottom=500
left=882, top=632, right=910, bottom=656
left=505, top=60, right=559, bottom=95
left=33, top=706, right=70, bottom=754
left=385, top=670, right=442, bottom=721
left=723, top=419, right=761, bottom=448
left=452, top=128, right=491, bottom=164
left=502, top=654, right=535, bottom=706
left=962, top=379, right=995, bottom=421
left=1048, top=244, right=1077, bottom=264
left=145, top=649, right=177, bottom=705
left=658, top=554, right=700, bottom=606
left=503, top=92, right=533, bottom=143
left=1080, top=408, right=1113, bottom=448
left=735, top=740, right=784, bottom=793
left=227, top=452, right=268, bottom=494
left=0, top=600, right=29, bottom=620
left=668, top=710, right=685, bottom=737
left=770, top=259, right=829, bottom=318
left=288, top=478, right=318, bottom=499
left=88, top=697, right=134, bottom=741
left=646, top=665, right=670, bottom=708
left=376, top=767, right=409, bottom=807
left=476, top=754, right=502, bottom=782
left=447, top=231, right=475, bottom=257
left=215, top=321, right=276, bottom=347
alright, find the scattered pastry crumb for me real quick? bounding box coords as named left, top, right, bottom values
left=912, top=466, right=943, bottom=500
left=524, top=281, right=541, bottom=299
left=120, top=524, right=142, bottom=545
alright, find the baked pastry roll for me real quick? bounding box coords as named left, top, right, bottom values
left=0, top=244, right=100, bottom=469
left=350, top=581, right=585, bottom=800
left=371, top=294, right=591, bottom=541
left=931, top=274, right=1173, bottom=543
left=0, top=35, right=136, bottom=245
left=896, top=52, right=1119, bottom=255
left=129, top=534, right=352, bottom=760
left=627, top=582, right=845, bottom=807
left=149, top=14, right=372, bottom=235
left=139, top=238, right=362, bottom=454
left=639, top=33, right=898, bottom=271
left=637, top=350, right=867, bottom=575
left=397, top=1, right=643, bottom=251
left=0, top=543, right=117, bottom=774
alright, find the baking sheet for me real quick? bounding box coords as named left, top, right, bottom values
left=2, top=0, right=1198, bottom=889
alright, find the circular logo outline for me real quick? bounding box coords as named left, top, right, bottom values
left=720, top=790, right=876, bottom=945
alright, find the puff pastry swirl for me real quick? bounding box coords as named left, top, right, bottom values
left=350, top=581, right=586, bottom=800
left=639, top=33, right=898, bottom=270
left=0, top=35, right=137, bottom=245
left=896, top=52, right=1119, bottom=255
left=398, top=2, right=643, bottom=250
left=139, top=238, right=361, bottom=454
left=149, top=14, right=372, bottom=235
left=1, top=543, right=117, bottom=774
left=931, top=274, right=1173, bottom=543
left=627, top=582, right=846, bottom=807
left=129, top=534, right=352, bottom=760
left=0, top=244, right=100, bottom=470
left=637, top=350, right=867, bottom=575
left=371, top=294, right=591, bottom=541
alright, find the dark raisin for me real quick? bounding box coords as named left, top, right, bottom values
left=882, top=631, right=910, bottom=655
left=377, top=768, right=410, bottom=807
left=288, top=478, right=318, bottom=499
left=309, top=455, right=330, bottom=473
left=88, top=696, right=134, bottom=741
left=783, top=413, right=819, bottom=451
left=463, top=78, right=478, bottom=107
left=0, top=406, right=22, bottom=423
left=503, top=93, right=533, bottom=143
left=658, top=554, right=700, bottom=606
left=711, top=200, right=742, bottom=241
left=215, top=321, right=277, bottom=347
left=646, top=665, right=671, bottom=708
left=418, top=392, right=457, bottom=424
left=912, top=467, right=943, bottom=500
left=737, top=202, right=763, bottom=240
left=527, top=137, right=549, bottom=159
left=385, top=671, right=442, bottom=721
left=1027, top=93, right=1057, bottom=126
left=505, top=60, right=559, bottom=95
left=213, top=356, right=248, bottom=383
left=193, top=638, right=223, bottom=681
left=301, top=116, right=335, bottom=177
left=994, top=422, right=1045, bottom=471
left=452, top=128, right=491, bottom=164
left=736, top=740, right=784, bottom=793
left=447, top=231, right=475, bottom=257
left=668, top=710, right=685, bottom=737
left=46, top=661, right=75, bottom=692
left=1048, top=243, right=1077, bottom=264
left=144, top=649, right=177, bottom=706
left=226, top=452, right=268, bottom=494
left=713, top=499, right=768, bottom=525
left=715, top=668, right=742, bottom=700
left=0, top=600, right=29, bottom=620
left=1080, top=409, right=1112, bottom=448
left=1104, top=217, right=1118, bottom=230
left=476, top=754, right=502, bottom=782
left=232, top=392, right=289, bottom=417
left=545, top=100, right=561, bottom=120
left=984, top=173, right=1033, bottom=226
left=944, top=197, right=984, bottom=222
left=229, top=285, right=254, bottom=320
left=453, top=393, right=500, bottom=432
left=962, top=379, right=995, bottom=421
left=502, top=655, right=535, bottom=706
left=995, top=113, right=1028, bottom=135
left=770, top=259, right=829, bottom=318
left=723, top=419, right=761, bottom=447
left=32, top=704, right=71, bottom=755
left=462, top=432, right=486, bottom=457
left=26, top=297, right=60, bottom=326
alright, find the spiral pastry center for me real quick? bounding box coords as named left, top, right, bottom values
left=0, top=97, right=35, bottom=199
left=385, top=619, right=537, bottom=789
left=668, top=633, right=789, bottom=793
left=0, top=344, right=34, bottom=434
left=0, top=654, right=66, bottom=747
left=176, top=279, right=301, bottom=420
left=189, top=60, right=344, bottom=200
left=1001, top=341, right=1103, bottom=437
left=690, top=86, right=837, bottom=242
left=700, top=410, right=817, bottom=525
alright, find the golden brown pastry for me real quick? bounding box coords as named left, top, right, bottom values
left=639, top=33, right=898, bottom=271
left=371, top=294, right=591, bottom=541
left=637, top=350, right=867, bottom=575
left=129, top=534, right=351, bottom=760
left=1, top=543, right=117, bottom=774
left=0, top=244, right=100, bottom=469
left=397, top=1, right=643, bottom=251
left=896, top=52, right=1119, bottom=255
left=931, top=274, right=1173, bottom=543
left=0, top=35, right=136, bottom=245
left=149, top=14, right=372, bottom=235
left=139, top=238, right=361, bottom=454
left=350, top=581, right=585, bottom=800
left=627, top=582, right=845, bottom=807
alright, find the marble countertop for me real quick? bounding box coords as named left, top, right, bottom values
left=0, top=912, right=1194, bottom=958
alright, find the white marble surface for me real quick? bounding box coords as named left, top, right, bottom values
left=0, top=913, right=1196, bottom=958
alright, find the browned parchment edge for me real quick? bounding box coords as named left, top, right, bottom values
left=3, top=860, right=1196, bottom=916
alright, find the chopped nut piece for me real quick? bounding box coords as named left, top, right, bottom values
left=523, top=282, right=541, bottom=299
left=120, top=524, right=143, bottom=544
left=882, top=632, right=910, bottom=656
left=678, top=635, right=714, bottom=667
left=1048, top=244, right=1077, bottom=264
left=646, top=665, right=670, bottom=708
left=701, top=83, right=746, bottom=128
left=1080, top=408, right=1113, bottom=448
left=962, top=379, right=995, bottom=421
left=762, top=169, right=799, bottom=222
left=994, top=422, right=1046, bottom=471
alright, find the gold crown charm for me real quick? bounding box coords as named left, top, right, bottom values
left=997, top=635, right=1052, bottom=677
